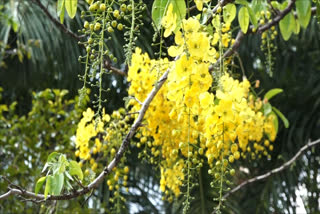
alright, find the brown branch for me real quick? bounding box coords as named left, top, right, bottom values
left=223, top=138, right=320, bottom=200
left=32, top=0, right=127, bottom=76
left=257, top=0, right=296, bottom=34
left=211, top=0, right=299, bottom=69
left=104, top=60, right=127, bottom=76
left=0, top=57, right=174, bottom=202
left=31, top=0, right=84, bottom=41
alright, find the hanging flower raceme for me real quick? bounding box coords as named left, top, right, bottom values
left=126, top=14, right=278, bottom=198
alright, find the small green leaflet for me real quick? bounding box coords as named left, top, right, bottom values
left=293, top=17, right=300, bottom=35
left=44, top=175, right=52, bottom=199
left=270, top=111, right=279, bottom=135
left=238, top=7, right=249, bottom=33
left=58, top=154, right=69, bottom=173
left=47, top=152, right=60, bottom=163
left=279, top=12, right=294, bottom=41
left=65, top=0, right=78, bottom=19
left=235, top=0, right=248, bottom=6
left=264, top=88, right=283, bottom=100
left=69, top=160, right=83, bottom=181
left=296, top=0, right=311, bottom=29
left=51, top=173, right=64, bottom=195
left=35, top=176, right=46, bottom=195
left=43, top=173, right=64, bottom=199
left=57, top=0, right=65, bottom=23
left=247, top=5, right=258, bottom=27
left=270, top=1, right=281, bottom=10
left=272, top=107, right=289, bottom=128
left=263, top=102, right=272, bottom=116
left=223, top=4, right=236, bottom=24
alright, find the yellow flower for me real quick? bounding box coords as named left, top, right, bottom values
left=194, top=0, right=210, bottom=11
left=199, top=92, right=214, bottom=108
left=162, top=3, right=177, bottom=37
left=182, top=17, right=200, bottom=33
left=168, top=31, right=184, bottom=57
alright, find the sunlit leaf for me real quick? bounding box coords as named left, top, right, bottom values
left=69, top=160, right=83, bottom=181
left=35, top=176, right=46, bottom=195
left=238, top=7, right=249, bottom=33
left=65, top=0, right=77, bottom=19
left=272, top=107, right=289, bottom=128
left=264, top=88, right=283, bottom=100
left=223, top=4, right=236, bottom=24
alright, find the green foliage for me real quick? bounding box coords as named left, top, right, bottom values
left=57, top=0, right=66, bottom=23
left=37, top=152, right=84, bottom=198
left=296, top=0, right=311, bottom=29
left=223, top=4, right=236, bottom=24
left=0, top=88, right=87, bottom=212
left=279, top=11, right=295, bottom=41
left=238, top=7, right=249, bottom=33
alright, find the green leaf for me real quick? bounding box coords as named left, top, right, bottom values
left=69, top=160, right=83, bottom=181
left=57, top=0, right=65, bottom=24
left=251, top=0, right=264, bottom=14
left=270, top=1, right=281, bottom=10
left=152, top=0, right=169, bottom=30
left=272, top=107, right=289, bottom=128
left=44, top=175, right=53, bottom=199
left=51, top=173, right=64, bottom=195
left=280, top=1, right=288, bottom=10
left=247, top=5, right=258, bottom=27
left=296, top=0, right=311, bottom=29
left=270, top=111, right=279, bottom=135
left=235, top=0, right=248, bottom=6
left=238, top=7, right=249, bottom=33
left=57, top=0, right=65, bottom=16
left=223, top=4, right=236, bottom=24
left=65, top=0, right=77, bottom=19
left=47, top=152, right=60, bottom=163
left=58, top=154, right=69, bottom=173
left=263, top=103, right=272, bottom=116
left=279, top=12, right=294, bottom=41
left=35, top=176, right=46, bottom=195
left=264, top=88, right=283, bottom=100
left=293, top=17, right=300, bottom=35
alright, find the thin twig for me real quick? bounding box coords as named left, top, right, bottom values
left=257, top=0, right=296, bottom=34
left=104, top=60, right=127, bottom=76
left=223, top=138, right=320, bottom=199
left=31, top=0, right=84, bottom=41
left=211, top=0, right=298, bottom=70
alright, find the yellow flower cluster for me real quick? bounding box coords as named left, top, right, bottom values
left=168, top=18, right=217, bottom=62
left=127, top=16, right=278, bottom=197
left=75, top=107, right=132, bottom=173
left=75, top=108, right=104, bottom=161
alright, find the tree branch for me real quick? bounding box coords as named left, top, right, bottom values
left=31, top=0, right=84, bottom=41
left=211, top=0, right=298, bottom=69
left=104, top=60, right=127, bottom=76
left=223, top=138, right=320, bottom=200
left=257, top=0, right=296, bottom=34
left=0, top=57, right=174, bottom=202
